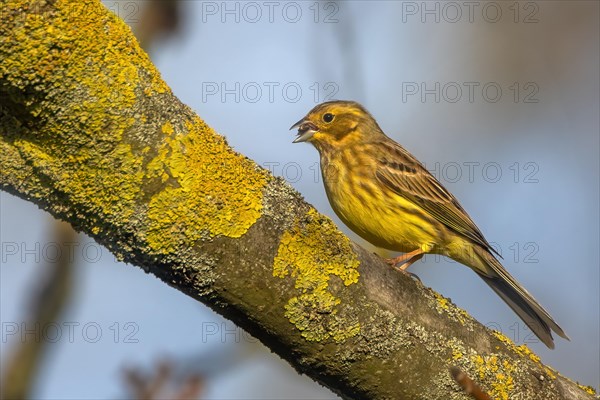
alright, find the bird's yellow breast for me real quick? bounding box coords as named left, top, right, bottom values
left=320, top=148, right=440, bottom=253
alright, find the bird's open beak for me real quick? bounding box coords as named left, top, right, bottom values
left=290, top=118, right=318, bottom=143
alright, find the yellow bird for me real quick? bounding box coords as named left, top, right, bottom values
left=291, top=100, right=568, bottom=348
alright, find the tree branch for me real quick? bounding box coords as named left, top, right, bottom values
left=0, top=1, right=595, bottom=399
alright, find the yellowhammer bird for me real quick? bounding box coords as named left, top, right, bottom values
left=290, top=100, right=568, bottom=348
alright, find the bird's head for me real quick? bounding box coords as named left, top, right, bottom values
left=290, top=100, right=384, bottom=151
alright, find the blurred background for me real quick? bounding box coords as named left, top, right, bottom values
left=1, top=1, right=598, bottom=398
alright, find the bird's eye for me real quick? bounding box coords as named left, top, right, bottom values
left=323, top=113, right=334, bottom=123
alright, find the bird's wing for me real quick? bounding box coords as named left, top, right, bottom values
left=375, top=140, right=500, bottom=256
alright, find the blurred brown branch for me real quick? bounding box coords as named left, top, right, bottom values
left=1, top=221, right=76, bottom=400
left=450, top=367, right=492, bottom=400
left=133, top=0, right=182, bottom=51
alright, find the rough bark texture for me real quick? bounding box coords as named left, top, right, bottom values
left=0, top=1, right=596, bottom=399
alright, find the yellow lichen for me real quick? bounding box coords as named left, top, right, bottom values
left=146, top=117, right=268, bottom=254
left=492, top=330, right=513, bottom=345
left=274, top=209, right=360, bottom=342
left=452, top=349, right=463, bottom=360
left=436, top=293, right=449, bottom=310
left=517, top=344, right=540, bottom=363
left=161, top=121, right=174, bottom=135
left=472, top=354, right=515, bottom=400
left=578, top=384, right=597, bottom=396
left=492, top=331, right=541, bottom=364
left=544, top=366, right=557, bottom=380
left=0, top=0, right=267, bottom=255
left=433, top=292, right=468, bottom=325
left=0, top=0, right=158, bottom=225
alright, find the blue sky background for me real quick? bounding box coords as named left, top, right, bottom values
left=1, top=1, right=599, bottom=398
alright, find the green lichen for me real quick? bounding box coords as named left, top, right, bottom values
left=274, top=208, right=360, bottom=342
left=145, top=117, right=268, bottom=254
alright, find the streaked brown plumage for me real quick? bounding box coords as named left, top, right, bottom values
left=291, top=100, right=568, bottom=348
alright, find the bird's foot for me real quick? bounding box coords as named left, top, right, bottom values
left=385, top=249, right=424, bottom=270
left=385, top=249, right=425, bottom=281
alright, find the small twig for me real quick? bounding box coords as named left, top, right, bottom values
left=450, top=366, right=492, bottom=400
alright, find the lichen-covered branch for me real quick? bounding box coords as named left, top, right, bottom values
left=0, top=1, right=596, bottom=399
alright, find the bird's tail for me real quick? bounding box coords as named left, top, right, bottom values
left=473, top=247, right=569, bottom=349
